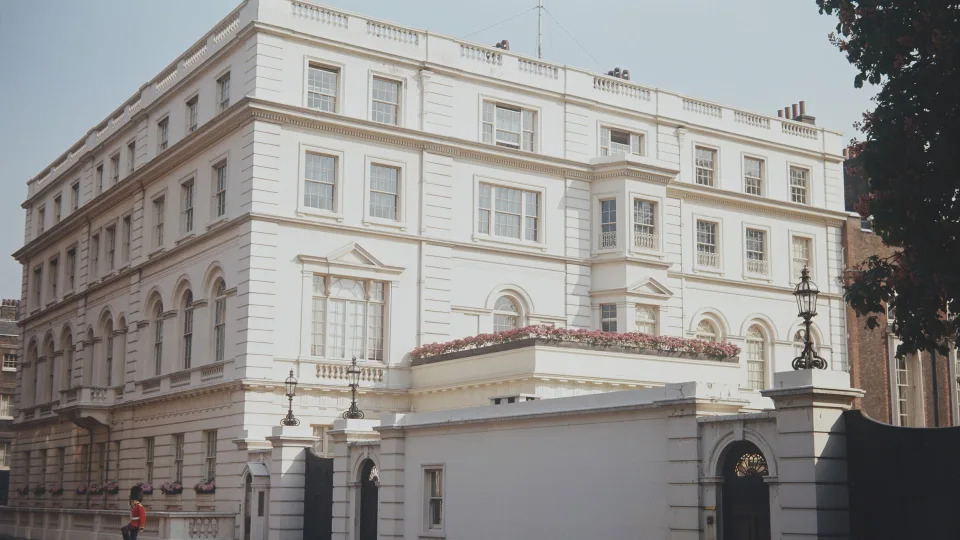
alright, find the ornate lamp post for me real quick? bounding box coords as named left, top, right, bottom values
left=792, top=267, right=827, bottom=370
left=342, top=356, right=365, bottom=419
left=280, top=369, right=300, bottom=426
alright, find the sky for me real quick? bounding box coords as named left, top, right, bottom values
left=0, top=0, right=875, bottom=299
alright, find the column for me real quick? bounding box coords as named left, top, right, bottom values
left=265, top=425, right=316, bottom=540
left=762, top=370, right=864, bottom=540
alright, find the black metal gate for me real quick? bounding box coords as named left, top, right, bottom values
left=845, top=409, right=960, bottom=540
left=303, top=451, right=334, bottom=540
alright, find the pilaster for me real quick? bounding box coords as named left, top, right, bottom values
left=265, top=425, right=317, bottom=540
left=762, top=370, right=863, bottom=540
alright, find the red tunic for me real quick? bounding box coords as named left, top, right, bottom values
left=130, top=502, right=146, bottom=529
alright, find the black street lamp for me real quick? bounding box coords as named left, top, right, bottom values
left=342, top=356, right=365, bottom=419
left=792, top=267, right=827, bottom=370
left=281, top=369, right=300, bottom=426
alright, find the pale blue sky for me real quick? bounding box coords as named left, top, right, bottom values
left=0, top=0, right=873, bottom=299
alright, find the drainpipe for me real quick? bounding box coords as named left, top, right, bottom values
left=104, top=425, right=111, bottom=506
left=86, top=427, right=93, bottom=509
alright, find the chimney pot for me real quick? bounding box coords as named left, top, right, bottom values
left=799, top=101, right=806, bottom=115
left=777, top=110, right=783, bottom=118
left=783, top=107, right=791, bottom=119
left=792, top=104, right=799, bottom=119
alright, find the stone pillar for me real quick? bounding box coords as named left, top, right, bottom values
left=329, top=419, right=380, bottom=540
left=265, top=425, right=316, bottom=540
left=656, top=382, right=747, bottom=540
left=762, top=370, right=864, bottom=540
left=375, top=418, right=406, bottom=540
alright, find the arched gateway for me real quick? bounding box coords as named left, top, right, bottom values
left=720, top=440, right=771, bottom=540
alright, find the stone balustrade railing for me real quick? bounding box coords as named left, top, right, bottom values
left=0, top=506, right=236, bottom=540
left=316, top=361, right=384, bottom=384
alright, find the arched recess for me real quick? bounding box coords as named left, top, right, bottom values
left=788, top=320, right=824, bottom=348
left=706, top=428, right=779, bottom=480
left=719, top=440, right=772, bottom=540
left=211, top=278, right=228, bottom=363
left=357, top=459, right=379, bottom=540
left=60, top=326, right=74, bottom=391
left=41, top=333, right=56, bottom=402
left=688, top=308, right=730, bottom=340
left=484, top=285, right=535, bottom=316
left=202, top=262, right=227, bottom=298
left=25, top=338, right=39, bottom=405
left=738, top=314, right=779, bottom=341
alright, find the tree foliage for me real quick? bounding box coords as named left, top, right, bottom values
left=818, top=1, right=960, bottom=354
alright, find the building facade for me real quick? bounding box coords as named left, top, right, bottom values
left=843, top=218, right=958, bottom=427
left=0, top=300, right=20, bottom=506
left=5, top=0, right=847, bottom=537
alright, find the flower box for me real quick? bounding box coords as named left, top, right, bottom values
left=136, top=482, right=154, bottom=495
left=410, top=325, right=741, bottom=362
left=194, top=480, right=216, bottom=494
left=160, top=481, right=183, bottom=495
left=15, top=486, right=30, bottom=496
left=32, top=485, right=46, bottom=496
left=103, top=481, right=119, bottom=495
left=48, top=484, right=64, bottom=496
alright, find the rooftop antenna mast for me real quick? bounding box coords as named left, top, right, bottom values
left=537, top=0, right=543, bottom=59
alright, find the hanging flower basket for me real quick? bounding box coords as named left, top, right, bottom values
left=136, top=482, right=154, bottom=495
left=194, top=480, right=216, bottom=494
left=32, top=485, right=46, bottom=496
left=15, top=485, right=30, bottom=496
left=160, top=481, right=183, bottom=495
left=48, top=484, right=64, bottom=496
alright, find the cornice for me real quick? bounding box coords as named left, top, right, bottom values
left=667, top=184, right=848, bottom=226
left=668, top=270, right=844, bottom=300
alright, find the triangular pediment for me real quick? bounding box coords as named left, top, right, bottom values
left=627, top=277, right=673, bottom=298
left=328, top=242, right=383, bottom=267
left=299, top=242, right=404, bottom=277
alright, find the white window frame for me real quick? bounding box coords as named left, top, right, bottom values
left=599, top=124, right=645, bottom=157
left=479, top=96, right=539, bottom=152
left=110, top=153, right=120, bottom=186
left=629, top=194, right=662, bottom=254
left=157, top=116, right=169, bottom=152
left=104, top=224, right=116, bottom=272
left=127, top=140, right=136, bottom=175
left=216, top=71, right=231, bottom=113
left=120, top=216, right=132, bottom=265
left=71, top=181, right=80, bottom=212
left=363, top=156, right=406, bottom=229
left=144, top=437, right=155, bottom=484
left=472, top=176, right=545, bottom=248
left=693, top=215, right=723, bottom=273
left=89, top=233, right=100, bottom=280
left=744, top=325, right=767, bottom=390
left=693, top=144, right=718, bottom=187
left=788, top=163, right=812, bottom=205
left=789, top=233, right=815, bottom=282
left=36, top=206, right=45, bottom=235
left=599, top=303, right=618, bottom=332
left=634, top=304, right=658, bottom=335
left=47, top=255, right=58, bottom=301
left=594, top=195, right=618, bottom=252
left=65, top=245, right=77, bottom=292
left=368, top=72, right=403, bottom=126
left=212, top=158, right=228, bottom=220
left=53, top=194, right=62, bottom=224
left=742, top=223, right=771, bottom=279
left=95, top=163, right=104, bottom=195
left=742, top=154, right=765, bottom=196
left=308, top=275, right=389, bottom=362
left=180, top=177, right=195, bottom=236
left=186, top=93, right=199, bottom=133
left=152, top=195, right=166, bottom=250
left=173, top=433, right=185, bottom=482
left=422, top=465, right=445, bottom=534
left=303, top=57, right=343, bottom=113
left=298, top=144, right=345, bottom=219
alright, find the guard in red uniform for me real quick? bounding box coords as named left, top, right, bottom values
left=121, top=485, right=146, bottom=540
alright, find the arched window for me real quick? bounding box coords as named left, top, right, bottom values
left=27, top=341, right=38, bottom=406
left=43, top=337, right=55, bottom=402
left=116, top=318, right=126, bottom=388
left=182, top=290, right=194, bottom=370
left=635, top=305, right=657, bottom=335
left=309, top=277, right=387, bottom=361
left=745, top=325, right=767, bottom=390
left=61, top=329, right=73, bottom=391
left=153, top=301, right=164, bottom=376
left=85, top=329, right=95, bottom=386
left=104, top=320, right=114, bottom=387
left=695, top=319, right=719, bottom=342
left=493, top=296, right=521, bottom=332
left=213, top=280, right=226, bottom=362
left=793, top=329, right=818, bottom=354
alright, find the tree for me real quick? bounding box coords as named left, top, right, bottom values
left=818, top=1, right=960, bottom=354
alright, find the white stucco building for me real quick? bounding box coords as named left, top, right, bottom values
left=2, top=0, right=850, bottom=538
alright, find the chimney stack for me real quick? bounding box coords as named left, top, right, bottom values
left=783, top=106, right=791, bottom=119
left=796, top=100, right=816, bottom=125
left=791, top=103, right=799, bottom=119
left=777, top=110, right=783, bottom=118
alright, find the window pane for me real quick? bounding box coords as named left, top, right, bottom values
left=695, top=147, right=716, bottom=186
left=305, top=154, right=336, bottom=210
left=369, top=165, right=400, bottom=220
left=308, top=66, right=338, bottom=112
left=371, top=77, right=400, bottom=125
